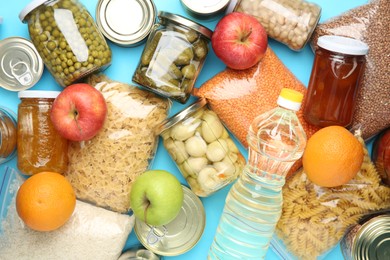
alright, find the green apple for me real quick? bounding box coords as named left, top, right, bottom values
left=130, top=170, right=184, bottom=226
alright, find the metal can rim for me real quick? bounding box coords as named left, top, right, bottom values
left=180, top=0, right=230, bottom=17
left=96, top=0, right=157, bottom=47
left=158, top=11, right=213, bottom=40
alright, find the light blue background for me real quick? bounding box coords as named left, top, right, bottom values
left=0, top=0, right=369, bottom=259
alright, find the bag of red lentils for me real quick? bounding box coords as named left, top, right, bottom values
left=193, top=47, right=320, bottom=176
left=310, top=0, right=390, bottom=140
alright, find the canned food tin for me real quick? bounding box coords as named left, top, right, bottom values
left=180, top=0, right=230, bottom=20
left=159, top=98, right=245, bottom=197
left=133, top=11, right=212, bottom=104
left=0, top=107, right=17, bottom=165
left=0, top=37, right=43, bottom=91
left=341, top=213, right=390, bottom=260
left=134, top=185, right=205, bottom=256
left=96, top=0, right=156, bottom=46
left=19, top=0, right=112, bottom=87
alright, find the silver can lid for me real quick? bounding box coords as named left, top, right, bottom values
left=0, top=37, right=43, bottom=91
left=353, top=214, right=390, bottom=259
left=180, top=0, right=230, bottom=17
left=158, top=11, right=213, bottom=40
left=96, top=0, right=156, bottom=47
left=134, top=185, right=206, bottom=256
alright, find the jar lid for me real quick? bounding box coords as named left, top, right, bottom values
left=158, top=11, right=213, bottom=40
left=157, top=98, right=207, bottom=134
left=96, top=0, right=156, bottom=46
left=134, top=185, right=205, bottom=256
left=18, top=90, right=61, bottom=99
left=180, top=0, right=230, bottom=17
left=0, top=37, right=43, bottom=92
left=19, top=0, right=48, bottom=22
left=317, top=35, right=369, bottom=56
left=277, top=88, right=303, bottom=111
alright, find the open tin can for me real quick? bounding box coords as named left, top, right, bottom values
left=341, top=212, right=390, bottom=260
left=134, top=185, right=205, bottom=256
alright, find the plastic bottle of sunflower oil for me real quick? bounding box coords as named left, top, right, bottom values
left=208, top=88, right=307, bottom=259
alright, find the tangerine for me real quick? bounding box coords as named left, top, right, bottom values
left=16, top=171, right=76, bottom=232
left=302, top=126, right=364, bottom=187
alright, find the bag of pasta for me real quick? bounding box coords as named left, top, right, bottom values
left=271, top=130, right=390, bottom=259
left=64, top=75, right=170, bottom=213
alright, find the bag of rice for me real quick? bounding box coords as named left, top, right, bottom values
left=0, top=167, right=135, bottom=260
left=193, top=47, right=320, bottom=176
left=310, top=0, right=390, bottom=140
left=271, top=130, right=390, bottom=259
left=65, top=75, right=170, bottom=213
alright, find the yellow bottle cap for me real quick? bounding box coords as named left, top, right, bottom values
left=279, top=88, right=303, bottom=103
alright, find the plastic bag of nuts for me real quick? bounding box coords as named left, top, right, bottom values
left=229, top=0, right=321, bottom=50
left=310, top=0, right=390, bottom=140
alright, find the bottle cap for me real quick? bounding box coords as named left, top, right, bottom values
left=317, top=35, right=369, bottom=56
left=277, top=88, right=303, bottom=111
left=18, top=90, right=61, bottom=99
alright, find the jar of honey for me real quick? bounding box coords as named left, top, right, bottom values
left=304, top=35, right=369, bottom=127
left=0, top=107, right=17, bottom=164
left=17, top=91, right=68, bottom=175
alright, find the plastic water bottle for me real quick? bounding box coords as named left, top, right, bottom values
left=208, top=88, right=307, bottom=259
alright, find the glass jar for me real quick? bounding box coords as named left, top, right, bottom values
left=158, top=98, right=245, bottom=197
left=133, top=11, right=212, bottom=104
left=17, top=90, right=68, bottom=175
left=0, top=107, right=17, bottom=164
left=304, top=36, right=369, bottom=128
left=228, top=0, right=321, bottom=50
left=19, top=0, right=112, bottom=87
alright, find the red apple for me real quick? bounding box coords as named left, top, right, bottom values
left=50, top=83, right=107, bottom=141
left=211, top=12, right=268, bottom=70
left=372, top=128, right=390, bottom=186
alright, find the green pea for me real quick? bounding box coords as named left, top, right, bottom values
left=39, top=34, right=48, bottom=41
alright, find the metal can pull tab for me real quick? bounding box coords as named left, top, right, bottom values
left=10, top=60, right=33, bottom=86
left=146, top=225, right=167, bottom=245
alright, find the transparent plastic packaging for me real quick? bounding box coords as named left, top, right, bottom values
left=194, top=47, right=320, bottom=177
left=208, top=89, right=307, bottom=259
left=271, top=131, right=390, bottom=260
left=159, top=98, right=245, bottom=197
left=310, top=0, right=390, bottom=140
left=17, top=91, right=68, bottom=175
left=133, top=11, right=212, bottom=104
left=0, top=107, right=17, bottom=164
left=20, top=0, right=112, bottom=87
left=0, top=167, right=135, bottom=260
left=64, top=75, right=170, bottom=213
left=231, top=0, right=321, bottom=50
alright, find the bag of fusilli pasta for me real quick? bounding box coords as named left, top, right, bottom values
left=270, top=130, right=390, bottom=259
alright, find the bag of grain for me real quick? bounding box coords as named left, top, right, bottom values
left=310, top=0, right=390, bottom=140
left=0, top=167, right=135, bottom=260
left=65, top=75, right=171, bottom=213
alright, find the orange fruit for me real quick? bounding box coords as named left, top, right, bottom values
left=302, top=126, right=364, bottom=187
left=16, top=172, right=76, bottom=232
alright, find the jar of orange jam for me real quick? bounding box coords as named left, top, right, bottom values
left=304, top=35, right=369, bottom=127
left=0, top=107, right=17, bottom=164
left=17, top=91, right=68, bottom=175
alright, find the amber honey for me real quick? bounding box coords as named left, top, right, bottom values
left=304, top=35, right=368, bottom=127
left=17, top=91, right=68, bottom=175
left=0, top=107, right=17, bottom=164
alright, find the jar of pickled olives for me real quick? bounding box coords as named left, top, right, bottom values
left=158, top=98, right=245, bottom=197
left=0, top=107, right=17, bottom=165
left=19, top=0, right=112, bottom=87
left=17, top=91, right=68, bottom=175
left=133, top=11, right=212, bottom=104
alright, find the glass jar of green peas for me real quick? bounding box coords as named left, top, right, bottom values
left=19, top=0, right=112, bottom=87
